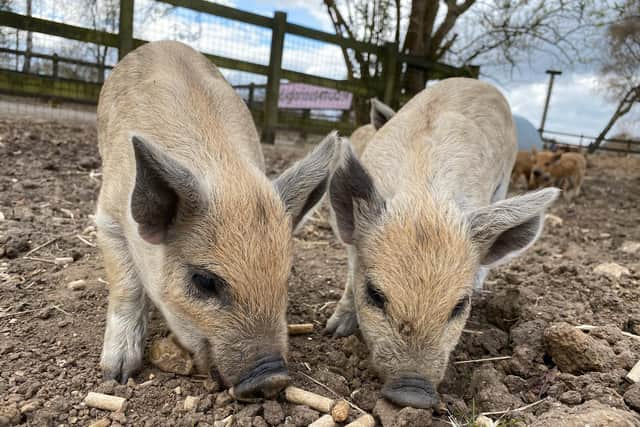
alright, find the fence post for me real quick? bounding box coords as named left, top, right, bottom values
left=381, top=41, right=399, bottom=109
left=118, top=0, right=134, bottom=60
left=248, top=83, right=255, bottom=109
left=52, top=53, right=59, bottom=79
left=261, top=11, right=286, bottom=144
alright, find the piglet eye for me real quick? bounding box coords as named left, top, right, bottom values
left=450, top=296, right=470, bottom=320
left=190, top=270, right=229, bottom=303
left=366, top=279, right=386, bottom=309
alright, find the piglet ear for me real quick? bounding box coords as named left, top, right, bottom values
left=468, top=188, right=559, bottom=266
left=130, top=135, right=203, bottom=244
left=274, top=131, right=342, bottom=231
left=370, top=98, right=395, bottom=130
left=328, top=142, right=384, bottom=244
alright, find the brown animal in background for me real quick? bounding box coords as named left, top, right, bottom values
left=326, top=78, right=559, bottom=409
left=530, top=151, right=586, bottom=200
left=510, top=149, right=536, bottom=189
left=96, top=41, right=341, bottom=399
left=349, top=98, right=395, bottom=156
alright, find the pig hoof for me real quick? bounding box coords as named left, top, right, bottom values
left=101, top=351, right=142, bottom=384
left=325, top=309, right=358, bottom=337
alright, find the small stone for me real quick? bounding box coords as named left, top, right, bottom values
left=289, top=405, right=319, bottom=426
left=0, top=402, right=22, bottom=426
left=183, top=396, right=199, bottom=411
left=18, top=399, right=41, bottom=413
left=262, top=400, right=284, bottom=425
left=149, top=335, right=194, bottom=376
left=545, top=214, right=563, bottom=227
left=593, top=262, right=630, bottom=280
left=109, top=412, right=126, bottom=424
left=543, top=322, right=615, bottom=374
left=197, top=396, right=213, bottom=412
left=559, top=390, right=582, bottom=405
left=236, top=403, right=261, bottom=418
left=173, top=386, right=182, bottom=396
left=214, top=391, right=234, bottom=407
left=620, top=241, right=640, bottom=254
left=4, top=236, right=30, bottom=259
left=0, top=211, right=4, bottom=222
left=36, top=307, right=54, bottom=320
left=67, top=280, right=86, bottom=291
left=624, top=383, right=640, bottom=412
left=373, top=399, right=399, bottom=427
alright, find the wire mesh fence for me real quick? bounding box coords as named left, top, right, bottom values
left=135, top=2, right=273, bottom=68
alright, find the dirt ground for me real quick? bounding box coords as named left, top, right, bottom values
left=1, top=119, right=640, bottom=427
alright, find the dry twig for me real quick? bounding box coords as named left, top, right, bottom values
left=23, top=256, right=57, bottom=264
left=23, top=237, right=58, bottom=257
left=454, top=356, right=512, bottom=365
left=576, top=324, right=640, bottom=341
left=76, top=234, right=96, bottom=247
left=480, top=397, right=548, bottom=416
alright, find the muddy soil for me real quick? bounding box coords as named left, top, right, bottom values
left=1, top=119, right=639, bottom=427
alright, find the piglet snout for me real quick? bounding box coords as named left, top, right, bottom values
left=381, top=376, right=440, bottom=409
left=231, top=355, right=290, bottom=401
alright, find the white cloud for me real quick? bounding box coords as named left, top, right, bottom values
left=495, top=71, right=638, bottom=142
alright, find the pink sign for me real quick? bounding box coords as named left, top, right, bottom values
left=279, top=83, right=353, bottom=110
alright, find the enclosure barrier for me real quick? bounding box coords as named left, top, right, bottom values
left=0, top=0, right=479, bottom=142
left=542, top=129, right=640, bottom=154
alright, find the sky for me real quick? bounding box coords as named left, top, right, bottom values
left=12, top=0, right=637, bottom=140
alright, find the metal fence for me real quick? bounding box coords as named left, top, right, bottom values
left=542, top=129, right=640, bottom=155
left=0, top=0, right=477, bottom=141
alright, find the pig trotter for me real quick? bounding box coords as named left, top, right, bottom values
left=100, top=296, right=149, bottom=383
left=98, top=227, right=149, bottom=384
left=325, top=302, right=359, bottom=337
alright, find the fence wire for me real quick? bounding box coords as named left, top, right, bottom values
left=282, top=33, right=347, bottom=80
left=135, top=1, right=273, bottom=67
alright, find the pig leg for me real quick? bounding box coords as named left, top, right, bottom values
left=561, top=177, right=574, bottom=201
left=325, top=247, right=359, bottom=337
left=99, top=229, right=150, bottom=383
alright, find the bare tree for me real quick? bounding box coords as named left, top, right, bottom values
left=325, top=0, right=608, bottom=110
left=324, top=0, right=401, bottom=122
left=589, top=2, right=639, bottom=153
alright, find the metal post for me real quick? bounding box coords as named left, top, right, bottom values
left=118, top=0, right=134, bottom=60
left=261, top=11, right=286, bottom=144
left=539, top=69, right=562, bottom=134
